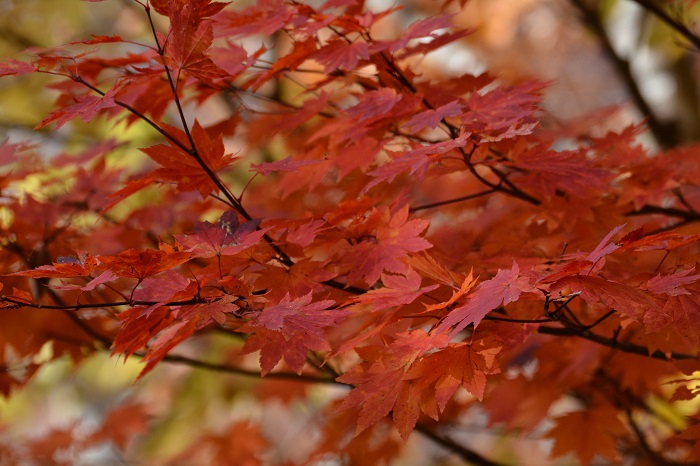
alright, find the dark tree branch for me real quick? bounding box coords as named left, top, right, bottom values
left=568, top=0, right=677, bottom=148
left=628, top=0, right=700, bottom=51
left=626, top=204, right=700, bottom=222
left=538, top=326, right=697, bottom=360
left=159, top=353, right=342, bottom=384
left=414, top=424, right=509, bottom=466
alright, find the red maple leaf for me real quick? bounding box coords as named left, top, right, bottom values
left=432, top=262, right=539, bottom=338
left=646, top=268, right=700, bottom=296
left=546, top=404, right=626, bottom=465
left=52, top=270, right=117, bottom=292
left=35, top=84, right=122, bottom=130
left=349, top=269, right=439, bottom=311
left=336, top=331, right=432, bottom=436
left=150, top=0, right=228, bottom=20
left=405, top=340, right=501, bottom=410
left=363, top=132, right=471, bottom=193
left=131, top=270, right=195, bottom=316
left=142, top=120, right=236, bottom=197
left=215, top=0, right=293, bottom=37
left=0, top=59, right=36, bottom=77
left=311, top=39, right=369, bottom=72
left=97, top=243, right=190, bottom=280
left=161, top=1, right=228, bottom=83
left=341, top=205, right=432, bottom=286
left=175, top=211, right=269, bottom=258
left=462, top=81, right=543, bottom=141
left=402, top=100, right=463, bottom=133
left=372, top=15, right=457, bottom=53
left=508, top=145, right=612, bottom=199
left=12, top=253, right=99, bottom=278
left=239, top=293, right=345, bottom=375
left=550, top=274, right=656, bottom=320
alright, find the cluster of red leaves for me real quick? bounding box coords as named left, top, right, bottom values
left=1, top=0, right=700, bottom=464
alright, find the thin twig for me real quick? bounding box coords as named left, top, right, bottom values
left=410, top=189, right=496, bottom=213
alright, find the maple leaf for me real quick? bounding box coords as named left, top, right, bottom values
left=346, top=88, right=403, bottom=123
left=311, top=39, right=369, bottom=72
left=112, top=306, right=174, bottom=360
left=585, top=223, right=626, bottom=264
left=150, top=0, right=228, bottom=20
left=422, top=270, right=478, bottom=315
left=349, top=269, right=439, bottom=311
left=405, top=252, right=464, bottom=287
left=131, top=269, right=194, bottom=316
left=240, top=327, right=308, bottom=375
left=432, top=262, right=538, bottom=338
left=546, top=405, right=626, bottom=465
left=101, top=176, right=155, bottom=214
left=0, top=59, right=36, bottom=77
left=341, top=205, right=432, bottom=286
left=215, top=0, right=293, bottom=37
left=462, top=81, right=544, bottom=141
left=175, top=211, right=269, bottom=258
left=254, top=293, right=340, bottom=348
left=254, top=259, right=337, bottom=302
left=617, top=229, right=700, bottom=252
left=402, top=100, right=463, bottom=133
left=115, top=296, right=239, bottom=380
left=97, top=243, right=190, bottom=280
left=309, top=89, right=421, bottom=146
left=397, top=31, right=472, bottom=59
left=483, top=374, right=563, bottom=432
left=142, top=120, right=236, bottom=197
left=246, top=92, right=331, bottom=143
left=337, top=331, right=436, bottom=436
left=551, top=275, right=656, bottom=321
left=137, top=299, right=240, bottom=378
left=405, top=341, right=501, bottom=407
left=162, top=1, right=228, bottom=83
left=646, top=268, right=700, bottom=296
left=63, top=34, right=124, bottom=46
left=372, top=15, right=457, bottom=53
left=285, top=219, right=327, bottom=247
left=51, top=270, right=117, bottom=292
left=12, top=253, right=99, bottom=278
left=239, top=293, right=345, bottom=375
left=508, top=145, right=612, bottom=199
left=209, top=39, right=261, bottom=78
left=644, top=293, right=700, bottom=345
left=35, top=84, right=121, bottom=130
left=363, top=132, right=471, bottom=193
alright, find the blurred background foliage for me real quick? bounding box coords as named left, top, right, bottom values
left=1, top=0, right=699, bottom=464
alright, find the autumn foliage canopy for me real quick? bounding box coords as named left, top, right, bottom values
left=1, top=0, right=700, bottom=464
